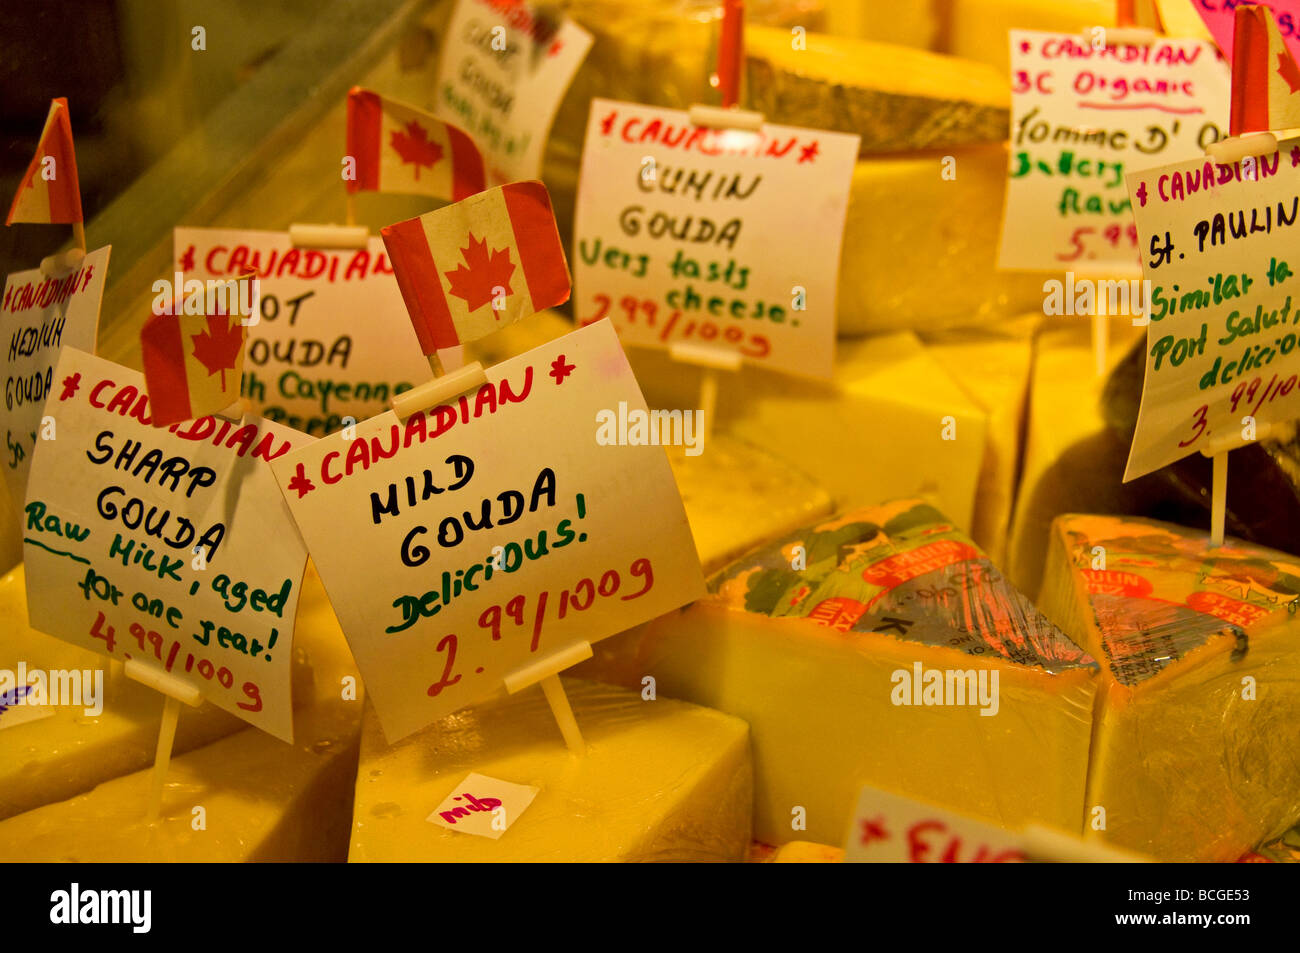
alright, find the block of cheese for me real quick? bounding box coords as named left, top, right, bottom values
left=0, top=698, right=362, bottom=862
left=946, top=0, right=1117, bottom=74
left=627, top=332, right=989, bottom=534
left=1006, top=321, right=1166, bottom=599
left=349, top=678, right=752, bottom=862
left=576, top=499, right=1099, bottom=846
left=1039, top=514, right=1300, bottom=861
left=823, top=1, right=939, bottom=49
left=743, top=25, right=1009, bottom=152
left=767, top=841, right=844, bottom=863
left=922, top=318, right=1037, bottom=565
left=0, top=561, right=348, bottom=820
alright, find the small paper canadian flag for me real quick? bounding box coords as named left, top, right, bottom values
left=381, top=181, right=571, bottom=352
left=140, top=276, right=253, bottom=426
left=6, top=98, right=83, bottom=226
left=1230, top=5, right=1300, bottom=135
left=347, top=87, right=486, bottom=203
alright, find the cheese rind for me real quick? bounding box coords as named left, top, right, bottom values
left=744, top=25, right=1009, bottom=152
left=1040, top=514, right=1300, bottom=861
left=578, top=500, right=1098, bottom=846
left=349, top=679, right=752, bottom=862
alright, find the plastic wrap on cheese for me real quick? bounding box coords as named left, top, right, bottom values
left=1041, top=514, right=1300, bottom=861
left=711, top=499, right=1097, bottom=675
left=349, top=678, right=752, bottom=862
left=576, top=498, right=1098, bottom=846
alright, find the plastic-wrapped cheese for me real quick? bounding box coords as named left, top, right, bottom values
left=0, top=562, right=345, bottom=820
left=0, top=563, right=362, bottom=861
left=627, top=332, right=988, bottom=534
left=1039, top=514, right=1300, bottom=862
left=0, top=699, right=361, bottom=862
left=348, top=679, right=752, bottom=862
left=576, top=499, right=1099, bottom=846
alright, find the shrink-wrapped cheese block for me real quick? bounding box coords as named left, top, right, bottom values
left=0, top=562, right=348, bottom=820
left=576, top=499, right=1099, bottom=846
left=0, top=564, right=362, bottom=861
left=1039, top=514, right=1300, bottom=861
left=348, top=679, right=752, bottom=861
left=625, top=332, right=989, bottom=534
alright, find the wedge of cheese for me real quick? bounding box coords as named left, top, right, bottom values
left=923, top=317, right=1037, bottom=565
left=627, top=332, right=988, bottom=534
left=1039, top=514, right=1300, bottom=861
left=0, top=561, right=346, bottom=820
left=823, top=1, right=940, bottom=48
left=744, top=25, right=1009, bottom=152
left=349, top=678, right=752, bottom=862
left=576, top=499, right=1099, bottom=846
left=0, top=697, right=361, bottom=862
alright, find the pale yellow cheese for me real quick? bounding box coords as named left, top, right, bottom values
left=768, top=840, right=844, bottom=863
left=1004, top=320, right=1147, bottom=598
left=349, top=678, right=752, bottom=862
left=1040, top=514, right=1300, bottom=862
left=824, top=1, right=940, bottom=49
left=947, top=0, right=1117, bottom=74
left=922, top=317, right=1037, bottom=565
left=0, top=561, right=351, bottom=820
left=577, top=500, right=1099, bottom=846
left=0, top=698, right=361, bottom=862
left=627, top=332, right=988, bottom=535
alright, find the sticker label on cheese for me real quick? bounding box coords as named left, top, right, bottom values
left=572, top=99, right=859, bottom=380
left=175, top=229, right=430, bottom=436
left=22, top=348, right=308, bottom=741
left=271, top=319, right=706, bottom=742
left=844, top=784, right=1026, bottom=863
left=1124, top=144, right=1300, bottom=480
left=427, top=772, right=539, bottom=839
left=711, top=500, right=1096, bottom=674
left=998, top=31, right=1230, bottom=273
left=434, top=0, right=592, bottom=185
left=0, top=245, right=108, bottom=514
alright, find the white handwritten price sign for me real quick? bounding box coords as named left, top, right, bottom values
left=573, top=100, right=858, bottom=380
left=844, top=785, right=1026, bottom=863
left=175, top=228, right=432, bottom=436
left=434, top=0, right=592, bottom=185
left=23, top=348, right=308, bottom=740
left=1123, top=146, right=1300, bottom=480
left=998, top=31, right=1230, bottom=273
left=272, top=320, right=704, bottom=741
left=0, top=245, right=109, bottom=513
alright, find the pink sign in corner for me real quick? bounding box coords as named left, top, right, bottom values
left=1195, top=0, right=1300, bottom=62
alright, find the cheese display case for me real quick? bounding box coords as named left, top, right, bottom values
left=1, top=0, right=1298, bottom=874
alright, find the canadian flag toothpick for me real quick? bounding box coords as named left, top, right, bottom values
left=347, top=87, right=486, bottom=203
left=381, top=181, right=571, bottom=352
left=6, top=98, right=83, bottom=227
left=1230, top=5, right=1300, bottom=135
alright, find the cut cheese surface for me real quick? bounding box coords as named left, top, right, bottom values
left=1040, top=514, right=1300, bottom=861
left=349, top=678, right=752, bottom=862
left=744, top=24, right=1009, bottom=153
left=628, top=332, right=988, bottom=534
left=0, top=698, right=362, bottom=862
left=0, top=561, right=350, bottom=820
left=667, top=437, right=832, bottom=574
left=577, top=499, right=1097, bottom=846
left=1006, top=321, right=1151, bottom=599
left=923, top=318, right=1037, bottom=565
left=947, top=0, right=1117, bottom=74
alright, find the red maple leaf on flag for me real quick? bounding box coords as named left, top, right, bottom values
left=390, top=120, right=443, bottom=179
left=190, top=315, right=244, bottom=390
left=444, top=234, right=515, bottom=312
left=1279, top=51, right=1300, bottom=94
